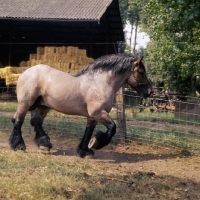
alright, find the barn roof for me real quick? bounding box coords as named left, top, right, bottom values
left=0, top=0, right=113, bottom=21
left=0, top=0, right=124, bottom=66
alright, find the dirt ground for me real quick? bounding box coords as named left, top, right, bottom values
left=1, top=131, right=200, bottom=185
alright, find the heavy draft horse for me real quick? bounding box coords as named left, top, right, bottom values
left=9, top=54, right=152, bottom=158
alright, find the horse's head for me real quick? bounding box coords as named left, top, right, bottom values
left=127, top=57, right=153, bottom=98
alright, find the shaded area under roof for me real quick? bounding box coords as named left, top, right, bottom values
left=0, top=0, right=124, bottom=66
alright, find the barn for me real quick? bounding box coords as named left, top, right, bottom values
left=0, top=0, right=124, bottom=67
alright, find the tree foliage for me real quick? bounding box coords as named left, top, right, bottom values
left=119, top=0, right=200, bottom=94
left=139, top=0, right=200, bottom=94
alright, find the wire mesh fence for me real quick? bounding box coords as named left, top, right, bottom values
left=0, top=86, right=200, bottom=154
left=122, top=89, right=200, bottom=154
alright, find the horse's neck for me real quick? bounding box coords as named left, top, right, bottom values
left=78, top=71, right=130, bottom=94
left=105, top=71, right=130, bottom=93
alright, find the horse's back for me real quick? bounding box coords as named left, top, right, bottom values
left=17, top=64, right=59, bottom=101
left=16, top=64, right=85, bottom=114
left=17, top=64, right=69, bottom=87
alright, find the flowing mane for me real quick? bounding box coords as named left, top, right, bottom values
left=74, top=54, right=143, bottom=76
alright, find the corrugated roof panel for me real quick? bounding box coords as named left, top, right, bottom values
left=0, top=0, right=113, bottom=21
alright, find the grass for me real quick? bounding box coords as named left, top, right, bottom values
left=0, top=101, right=17, bottom=112
left=1, top=102, right=200, bottom=199
left=0, top=146, right=200, bottom=200
left=126, top=126, right=200, bottom=152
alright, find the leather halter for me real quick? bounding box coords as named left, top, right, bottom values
left=129, top=65, right=148, bottom=86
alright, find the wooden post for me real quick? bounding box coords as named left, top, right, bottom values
left=116, top=87, right=126, bottom=144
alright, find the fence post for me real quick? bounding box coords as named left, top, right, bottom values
left=116, top=87, right=126, bottom=144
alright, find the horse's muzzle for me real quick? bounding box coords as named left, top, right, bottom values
left=148, top=90, right=154, bottom=97
left=142, top=88, right=154, bottom=99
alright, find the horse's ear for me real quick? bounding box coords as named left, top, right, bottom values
left=133, top=57, right=143, bottom=68
left=138, top=57, right=143, bottom=63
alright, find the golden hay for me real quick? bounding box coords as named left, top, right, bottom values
left=6, top=74, right=20, bottom=86
left=37, top=47, right=44, bottom=55
left=1, top=46, right=93, bottom=86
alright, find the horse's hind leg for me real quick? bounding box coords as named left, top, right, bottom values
left=77, top=118, right=97, bottom=158
left=30, top=106, right=52, bottom=151
left=9, top=106, right=27, bottom=150
left=88, top=110, right=116, bottom=150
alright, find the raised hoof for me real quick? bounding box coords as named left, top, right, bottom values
left=88, top=132, right=110, bottom=150
left=88, top=137, right=98, bottom=149
left=77, top=147, right=94, bottom=158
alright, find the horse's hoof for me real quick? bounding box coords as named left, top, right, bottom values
left=88, top=137, right=99, bottom=149
left=77, top=147, right=94, bottom=158
left=39, top=145, right=51, bottom=151
left=85, top=154, right=95, bottom=159
left=15, top=144, right=26, bottom=151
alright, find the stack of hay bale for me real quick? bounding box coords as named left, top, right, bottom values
left=0, top=66, right=28, bottom=86
left=0, top=46, right=93, bottom=86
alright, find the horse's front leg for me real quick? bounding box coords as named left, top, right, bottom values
left=30, top=106, right=52, bottom=151
left=88, top=110, right=116, bottom=150
left=77, top=118, right=97, bottom=158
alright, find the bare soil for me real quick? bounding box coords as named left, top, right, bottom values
left=1, top=130, right=200, bottom=184
left=0, top=132, right=200, bottom=199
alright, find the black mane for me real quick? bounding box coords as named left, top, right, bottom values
left=74, top=54, right=143, bottom=76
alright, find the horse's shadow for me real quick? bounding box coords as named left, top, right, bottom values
left=50, top=147, right=180, bottom=164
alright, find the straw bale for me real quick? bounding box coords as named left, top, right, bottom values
left=44, top=46, right=55, bottom=54
left=56, top=54, right=61, bottom=62
left=87, top=57, right=94, bottom=63
left=48, top=54, right=57, bottom=62
left=0, top=68, right=7, bottom=79
left=11, top=67, right=28, bottom=74
left=69, top=70, right=77, bottom=74
left=70, top=63, right=75, bottom=70
left=35, top=60, right=42, bottom=65
left=29, top=54, right=37, bottom=60
left=44, top=53, right=52, bottom=60
left=20, top=61, right=27, bottom=67
left=6, top=74, right=20, bottom=86
left=77, top=56, right=84, bottom=65
left=4, top=46, right=92, bottom=85
left=74, top=47, right=80, bottom=56
left=43, top=61, right=52, bottom=66
left=54, top=63, right=61, bottom=70
left=36, top=54, right=43, bottom=60
left=75, top=63, right=82, bottom=70
left=56, top=46, right=67, bottom=54
left=60, top=63, right=70, bottom=72
left=70, top=56, right=78, bottom=63
left=30, top=59, right=36, bottom=66
left=79, top=49, right=87, bottom=57
left=27, top=61, right=31, bottom=67
left=44, top=53, right=53, bottom=61
left=1, top=66, right=22, bottom=76
left=37, top=47, right=44, bottom=55
left=61, top=54, right=71, bottom=62
left=66, top=46, right=78, bottom=56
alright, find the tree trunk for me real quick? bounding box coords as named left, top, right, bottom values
left=133, top=21, right=138, bottom=56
